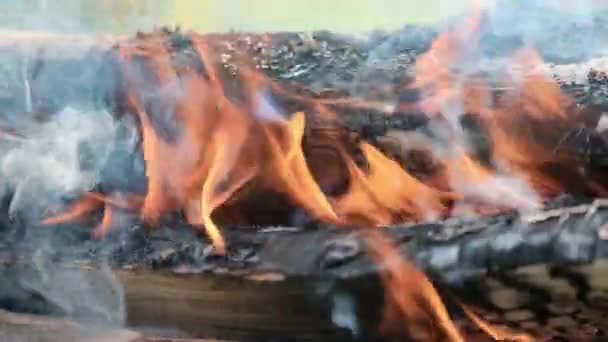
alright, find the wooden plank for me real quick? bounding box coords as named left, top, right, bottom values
left=116, top=269, right=359, bottom=341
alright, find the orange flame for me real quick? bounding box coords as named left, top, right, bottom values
left=366, top=229, right=536, bottom=341
left=414, top=1, right=485, bottom=117
left=43, top=12, right=602, bottom=244
left=45, top=31, right=460, bottom=251
left=461, top=303, right=534, bottom=342
left=335, top=142, right=452, bottom=225
left=41, top=193, right=103, bottom=226
left=363, top=230, right=465, bottom=341
left=46, top=34, right=344, bottom=254
left=42, top=192, right=134, bottom=238
left=410, top=0, right=607, bottom=207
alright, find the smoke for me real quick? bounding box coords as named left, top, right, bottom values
left=357, top=1, right=608, bottom=214
left=357, top=0, right=608, bottom=79
left=17, top=258, right=126, bottom=327
left=480, top=0, right=608, bottom=62
left=0, top=104, right=132, bottom=327
left=0, top=1, right=151, bottom=328
left=1, top=107, right=117, bottom=218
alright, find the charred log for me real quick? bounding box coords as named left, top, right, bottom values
left=107, top=199, right=608, bottom=340
left=1, top=201, right=608, bottom=340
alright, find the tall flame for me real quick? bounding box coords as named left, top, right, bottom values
left=43, top=2, right=605, bottom=260
left=44, top=30, right=455, bottom=249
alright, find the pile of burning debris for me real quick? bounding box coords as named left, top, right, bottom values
left=3, top=2, right=608, bottom=342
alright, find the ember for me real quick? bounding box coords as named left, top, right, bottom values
left=2, top=0, right=604, bottom=341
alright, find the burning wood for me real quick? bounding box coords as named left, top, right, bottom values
left=2, top=2, right=608, bottom=342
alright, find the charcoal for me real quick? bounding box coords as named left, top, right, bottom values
left=587, top=69, right=608, bottom=109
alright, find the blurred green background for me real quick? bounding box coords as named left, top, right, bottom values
left=0, top=0, right=467, bottom=34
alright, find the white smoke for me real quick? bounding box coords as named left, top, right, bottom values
left=0, top=105, right=127, bottom=329
left=482, top=0, right=608, bottom=61
left=384, top=0, right=608, bottom=213
left=0, top=0, right=155, bottom=332
left=0, top=107, right=118, bottom=218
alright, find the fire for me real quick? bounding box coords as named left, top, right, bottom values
left=38, top=1, right=605, bottom=339
left=412, top=1, right=607, bottom=207
left=413, top=0, right=485, bottom=117
left=364, top=227, right=532, bottom=341
left=42, top=193, right=102, bottom=226
left=44, top=33, right=346, bottom=253
left=363, top=230, right=465, bottom=341
left=44, top=31, right=454, bottom=246
left=335, top=142, right=452, bottom=225
left=461, top=303, right=534, bottom=342
left=42, top=192, right=134, bottom=237
left=445, top=152, right=541, bottom=213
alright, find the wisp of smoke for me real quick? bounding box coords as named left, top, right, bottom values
left=0, top=107, right=117, bottom=220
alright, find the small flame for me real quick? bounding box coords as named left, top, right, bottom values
left=260, top=111, right=340, bottom=224
left=41, top=193, right=103, bottom=226
left=93, top=204, right=115, bottom=239
left=460, top=303, right=534, bottom=342
left=366, top=229, right=536, bottom=341
left=414, top=0, right=485, bottom=118
left=445, top=152, right=541, bottom=212
left=335, top=142, right=451, bottom=225
left=42, top=192, right=133, bottom=238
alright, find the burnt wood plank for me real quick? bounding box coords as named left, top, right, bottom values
left=134, top=200, right=608, bottom=340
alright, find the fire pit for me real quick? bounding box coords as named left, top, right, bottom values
left=3, top=2, right=608, bottom=341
